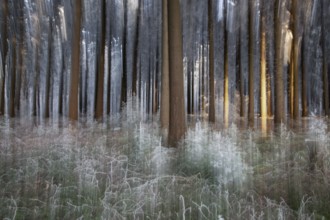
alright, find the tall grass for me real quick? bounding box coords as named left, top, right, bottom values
left=0, top=112, right=330, bottom=219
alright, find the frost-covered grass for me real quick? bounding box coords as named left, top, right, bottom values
left=0, top=115, right=330, bottom=219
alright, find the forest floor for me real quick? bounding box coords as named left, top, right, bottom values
left=0, top=116, right=330, bottom=219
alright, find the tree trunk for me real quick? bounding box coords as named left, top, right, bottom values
left=95, top=0, right=106, bottom=119
left=274, top=0, right=285, bottom=123
left=9, top=41, right=16, bottom=117
left=301, top=36, right=308, bottom=117
left=260, top=25, right=267, bottom=118
left=248, top=1, right=254, bottom=126
left=208, top=0, right=215, bottom=123
left=321, top=0, right=329, bottom=116
left=291, top=0, right=300, bottom=119
left=45, top=20, right=52, bottom=118
left=160, top=0, right=170, bottom=129
left=168, top=0, right=186, bottom=147
left=223, top=1, right=229, bottom=127
left=0, top=0, right=8, bottom=115
left=132, top=0, right=142, bottom=97
left=69, top=0, right=82, bottom=120
left=121, top=0, right=128, bottom=109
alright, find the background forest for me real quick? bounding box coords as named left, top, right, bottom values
left=1, top=0, right=330, bottom=219
left=1, top=0, right=330, bottom=128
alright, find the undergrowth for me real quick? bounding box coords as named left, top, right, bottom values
left=0, top=115, right=329, bottom=219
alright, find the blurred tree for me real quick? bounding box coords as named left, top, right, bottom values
left=69, top=0, right=82, bottom=120
left=208, top=0, right=215, bottom=123
left=95, top=0, right=106, bottom=119
left=248, top=0, right=255, bottom=125
left=260, top=1, right=267, bottom=119
left=0, top=0, right=8, bottom=115
left=321, top=0, right=329, bottom=116
left=290, top=0, right=300, bottom=119
left=161, top=0, right=169, bottom=130
left=275, top=0, right=285, bottom=123
left=168, top=0, right=186, bottom=147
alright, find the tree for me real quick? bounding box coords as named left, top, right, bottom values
left=95, top=0, right=106, bottom=119
left=290, top=0, right=300, bottom=119
left=168, top=0, right=186, bottom=147
left=274, top=0, right=285, bottom=123
left=45, top=17, right=53, bottom=118
left=260, top=7, right=267, bottom=119
left=69, top=0, right=82, bottom=120
left=248, top=0, right=255, bottom=125
left=208, top=0, right=215, bottom=123
left=121, top=0, right=128, bottom=109
left=0, top=0, right=8, bottom=115
left=321, top=0, right=329, bottom=116
left=223, top=0, right=229, bottom=127
left=160, top=0, right=169, bottom=129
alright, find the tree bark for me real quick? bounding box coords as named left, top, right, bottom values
left=248, top=0, right=255, bottom=126
left=274, top=0, right=285, bottom=123
left=260, top=22, right=267, bottom=118
left=69, top=0, right=82, bottom=120
left=0, top=0, right=8, bottom=115
left=301, top=37, right=308, bottom=117
left=321, top=0, right=329, bottom=116
left=168, top=0, right=186, bottom=147
left=291, top=0, right=300, bottom=119
left=208, top=0, right=215, bottom=123
left=160, top=0, right=170, bottom=129
left=95, top=0, right=106, bottom=119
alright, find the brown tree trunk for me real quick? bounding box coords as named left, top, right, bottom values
left=301, top=36, right=308, bottom=117
left=208, top=0, right=215, bottom=123
left=291, top=0, right=300, bottom=119
left=69, top=0, right=82, bottom=120
left=160, top=0, right=170, bottom=129
left=224, top=33, right=229, bottom=127
left=168, top=0, right=186, bottom=147
left=95, top=0, right=106, bottom=119
left=223, top=1, right=229, bottom=127
left=274, top=0, right=285, bottom=123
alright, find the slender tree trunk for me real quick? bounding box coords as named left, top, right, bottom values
left=0, top=0, right=8, bottom=115
left=321, top=0, right=329, bottom=116
left=260, top=23, right=267, bottom=118
left=132, top=0, right=142, bottom=96
left=222, top=1, right=229, bottom=127
left=168, top=0, right=186, bottom=147
left=208, top=0, right=215, bottom=123
left=291, top=0, right=300, bottom=119
left=69, top=0, right=82, bottom=120
left=301, top=36, right=308, bottom=117
left=266, top=0, right=275, bottom=118
left=160, top=0, right=169, bottom=129
left=274, top=0, right=285, bottom=123
left=15, top=2, right=24, bottom=115
left=121, top=0, right=128, bottom=108
left=248, top=1, right=254, bottom=125
left=9, top=41, right=16, bottom=117
left=95, top=0, right=106, bottom=119
left=224, top=32, right=229, bottom=127
left=45, top=20, right=52, bottom=118
left=239, top=0, right=247, bottom=118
